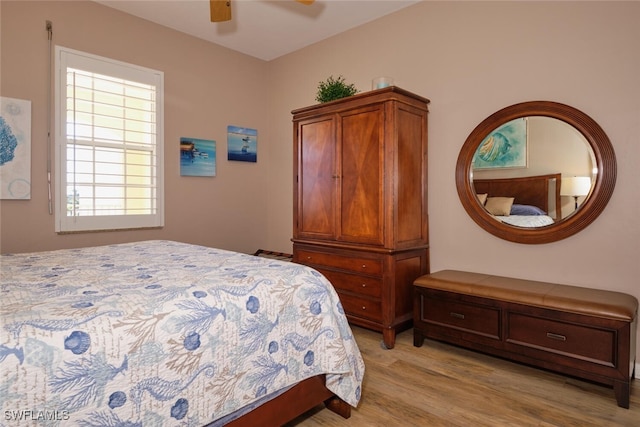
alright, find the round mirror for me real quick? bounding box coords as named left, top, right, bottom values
left=456, top=101, right=616, bottom=244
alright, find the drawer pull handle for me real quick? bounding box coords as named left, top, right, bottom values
left=450, top=312, right=465, bottom=320
left=361, top=283, right=366, bottom=288
left=362, top=306, right=366, bottom=310
left=306, top=256, right=312, bottom=260
left=546, top=332, right=566, bottom=341
left=362, top=264, right=367, bottom=269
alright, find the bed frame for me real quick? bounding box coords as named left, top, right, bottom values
left=220, top=375, right=350, bottom=426
left=473, top=173, right=561, bottom=219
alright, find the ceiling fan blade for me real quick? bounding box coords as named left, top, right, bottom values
left=210, top=0, right=231, bottom=22
left=296, top=0, right=315, bottom=4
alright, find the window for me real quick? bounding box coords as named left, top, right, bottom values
left=55, top=47, right=164, bottom=232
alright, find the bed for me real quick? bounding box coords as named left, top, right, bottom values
left=473, top=173, right=561, bottom=227
left=0, top=240, right=364, bottom=426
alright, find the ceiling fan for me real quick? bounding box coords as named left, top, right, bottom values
left=210, top=0, right=315, bottom=22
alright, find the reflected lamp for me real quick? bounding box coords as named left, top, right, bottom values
left=561, top=176, right=591, bottom=210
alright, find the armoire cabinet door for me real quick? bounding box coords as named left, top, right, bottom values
left=296, top=116, right=337, bottom=240
left=338, top=105, right=385, bottom=245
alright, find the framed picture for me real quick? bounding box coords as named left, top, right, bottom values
left=180, top=137, right=216, bottom=176
left=227, top=126, right=257, bottom=162
left=472, top=117, right=527, bottom=169
left=0, top=96, right=31, bottom=199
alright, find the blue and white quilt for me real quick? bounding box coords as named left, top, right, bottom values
left=0, top=240, right=364, bottom=426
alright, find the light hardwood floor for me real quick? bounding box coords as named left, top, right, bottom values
left=288, top=326, right=639, bottom=426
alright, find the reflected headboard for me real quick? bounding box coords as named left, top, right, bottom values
left=473, top=173, right=562, bottom=220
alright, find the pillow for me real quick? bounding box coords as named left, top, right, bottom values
left=510, top=204, right=547, bottom=216
left=485, top=197, right=514, bottom=216
left=476, top=193, right=488, bottom=205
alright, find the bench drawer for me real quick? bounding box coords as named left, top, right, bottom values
left=507, top=312, right=616, bottom=366
left=419, top=293, right=500, bottom=339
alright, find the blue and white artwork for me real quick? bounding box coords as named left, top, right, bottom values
left=473, top=118, right=527, bottom=169
left=180, top=137, right=216, bottom=177
left=0, top=97, right=31, bottom=199
left=227, top=125, right=257, bottom=162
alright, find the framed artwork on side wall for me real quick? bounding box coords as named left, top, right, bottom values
left=180, top=137, right=216, bottom=177
left=227, top=126, right=257, bottom=163
left=0, top=96, right=31, bottom=199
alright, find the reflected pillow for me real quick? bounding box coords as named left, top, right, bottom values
left=510, top=204, right=546, bottom=216
left=485, top=197, right=514, bottom=216
left=477, top=193, right=488, bottom=205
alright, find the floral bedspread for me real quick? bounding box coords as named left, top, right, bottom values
left=0, top=240, right=364, bottom=426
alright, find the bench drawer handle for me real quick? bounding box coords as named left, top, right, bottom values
left=546, top=332, right=567, bottom=341
left=450, top=312, right=465, bottom=320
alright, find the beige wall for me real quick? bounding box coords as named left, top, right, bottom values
left=0, top=0, right=271, bottom=253
left=268, top=1, right=640, bottom=287
left=266, top=1, right=640, bottom=350
left=2, top=2, right=639, bottom=349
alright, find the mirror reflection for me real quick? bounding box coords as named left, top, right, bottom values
left=456, top=100, right=616, bottom=244
left=471, top=117, right=596, bottom=228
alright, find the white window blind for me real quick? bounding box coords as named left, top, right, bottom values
left=55, top=46, right=164, bottom=232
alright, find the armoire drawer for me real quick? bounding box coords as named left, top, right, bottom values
left=507, top=312, right=616, bottom=366
left=338, top=292, right=382, bottom=322
left=319, top=269, right=382, bottom=298
left=419, top=294, right=500, bottom=339
left=296, top=249, right=383, bottom=276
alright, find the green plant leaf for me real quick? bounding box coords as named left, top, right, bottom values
left=316, top=75, right=358, bottom=103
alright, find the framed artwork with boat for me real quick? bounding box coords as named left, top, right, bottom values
left=227, top=125, right=257, bottom=162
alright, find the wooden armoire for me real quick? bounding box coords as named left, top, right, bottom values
left=292, top=87, right=430, bottom=349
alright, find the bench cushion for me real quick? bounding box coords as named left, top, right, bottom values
left=414, top=270, right=638, bottom=322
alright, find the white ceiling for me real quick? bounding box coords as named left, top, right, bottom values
left=95, top=0, right=420, bottom=61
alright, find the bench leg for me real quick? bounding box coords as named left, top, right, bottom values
left=613, top=380, right=630, bottom=409
left=413, top=329, right=425, bottom=347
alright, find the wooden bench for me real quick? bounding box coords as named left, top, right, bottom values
left=413, top=270, right=638, bottom=408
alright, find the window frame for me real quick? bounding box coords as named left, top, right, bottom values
left=54, top=46, right=164, bottom=233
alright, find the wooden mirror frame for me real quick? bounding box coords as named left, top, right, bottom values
left=456, top=101, right=616, bottom=244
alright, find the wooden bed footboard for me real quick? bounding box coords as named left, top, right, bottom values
left=220, top=375, right=350, bottom=426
